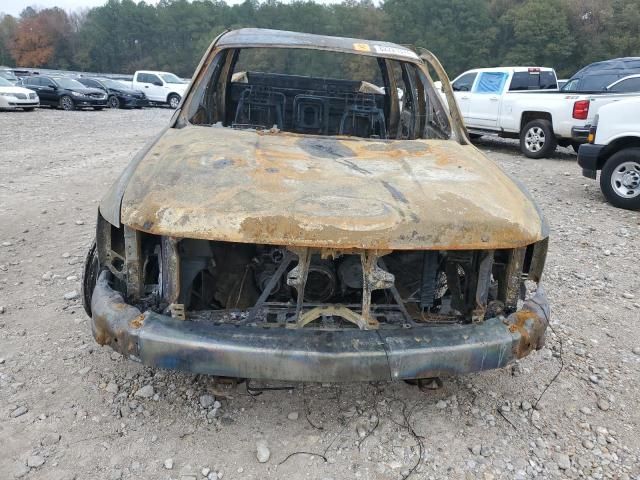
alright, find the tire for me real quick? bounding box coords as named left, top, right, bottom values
left=520, top=119, right=557, bottom=159
left=168, top=93, right=181, bottom=109
left=82, top=241, right=100, bottom=317
left=23, top=107, right=35, bottom=112
left=59, top=95, right=75, bottom=111
left=599, top=148, right=640, bottom=210
left=468, top=133, right=482, bottom=140
left=94, top=107, right=104, bottom=111
left=108, top=96, right=121, bottom=109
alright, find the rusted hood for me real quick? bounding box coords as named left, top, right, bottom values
left=117, top=127, right=547, bottom=249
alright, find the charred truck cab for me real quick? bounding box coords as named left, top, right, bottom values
left=83, top=29, right=550, bottom=383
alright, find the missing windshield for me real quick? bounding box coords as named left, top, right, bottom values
left=187, top=47, right=451, bottom=140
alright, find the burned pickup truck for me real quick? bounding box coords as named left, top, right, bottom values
left=82, top=28, right=550, bottom=383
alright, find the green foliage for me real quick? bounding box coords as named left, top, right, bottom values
left=0, top=14, right=18, bottom=66
left=384, top=0, right=498, bottom=76
left=0, top=0, right=638, bottom=79
left=500, top=0, right=575, bottom=76
left=605, top=0, right=640, bottom=57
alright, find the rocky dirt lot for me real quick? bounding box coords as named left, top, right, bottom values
left=1, top=108, right=639, bottom=480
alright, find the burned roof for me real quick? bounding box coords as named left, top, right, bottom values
left=217, top=28, right=421, bottom=63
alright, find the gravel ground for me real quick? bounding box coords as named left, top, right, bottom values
left=1, top=108, right=639, bottom=480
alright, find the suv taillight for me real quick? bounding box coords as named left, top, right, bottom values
left=573, top=100, right=590, bottom=120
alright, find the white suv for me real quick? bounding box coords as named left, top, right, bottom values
left=578, top=98, right=640, bottom=210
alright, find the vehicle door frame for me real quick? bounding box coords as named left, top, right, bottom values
left=138, top=73, right=165, bottom=102
left=606, top=76, right=640, bottom=93
left=466, top=70, right=509, bottom=128
left=451, top=71, right=479, bottom=119
left=417, top=49, right=470, bottom=144
left=39, top=77, right=59, bottom=105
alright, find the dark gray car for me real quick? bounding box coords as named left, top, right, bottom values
left=562, top=57, right=640, bottom=92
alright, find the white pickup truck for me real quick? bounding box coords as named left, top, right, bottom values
left=577, top=98, right=640, bottom=210
left=128, top=70, right=188, bottom=108
left=449, top=67, right=640, bottom=158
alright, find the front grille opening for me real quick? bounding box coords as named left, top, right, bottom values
left=145, top=240, right=534, bottom=329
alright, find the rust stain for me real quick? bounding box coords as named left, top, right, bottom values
left=129, top=314, right=146, bottom=329
left=508, top=310, right=544, bottom=358
left=93, top=313, right=115, bottom=346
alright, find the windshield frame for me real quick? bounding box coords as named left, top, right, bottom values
left=101, top=79, right=127, bottom=89
left=54, top=77, right=88, bottom=90
left=160, top=73, right=185, bottom=84
left=181, top=43, right=454, bottom=143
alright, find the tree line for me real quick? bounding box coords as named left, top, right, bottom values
left=0, top=0, right=638, bottom=79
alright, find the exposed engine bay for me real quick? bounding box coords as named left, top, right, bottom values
left=95, top=220, right=548, bottom=331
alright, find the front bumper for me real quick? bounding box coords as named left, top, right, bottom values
left=91, top=271, right=550, bottom=382
left=577, top=143, right=605, bottom=179
left=571, top=125, right=590, bottom=143
left=0, top=98, right=39, bottom=109
left=75, top=98, right=108, bottom=107
left=121, top=97, right=149, bottom=107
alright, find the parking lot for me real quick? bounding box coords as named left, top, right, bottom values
left=1, top=108, right=639, bottom=480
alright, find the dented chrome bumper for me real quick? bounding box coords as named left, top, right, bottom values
left=91, top=271, right=550, bottom=382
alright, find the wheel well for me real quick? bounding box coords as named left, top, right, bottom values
left=599, top=137, right=640, bottom=169
left=167, top=92, right=180, bottom=102
left=520, top=112, right=553, bottom=131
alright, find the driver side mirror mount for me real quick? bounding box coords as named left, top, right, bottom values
left=153, top=81, right=163, bottom=86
